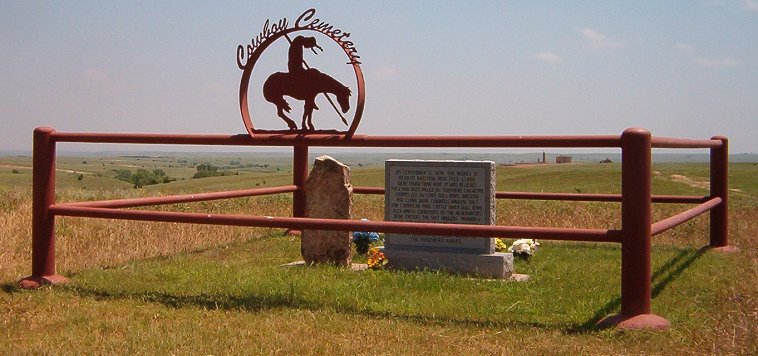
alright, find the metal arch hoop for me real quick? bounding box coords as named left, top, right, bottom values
left=239, top=28, right=365, bottom=139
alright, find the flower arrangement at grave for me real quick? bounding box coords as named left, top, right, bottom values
left=508, top=239, right=540, bottom=259
left=352, top=218, right=380, bottom=255
left=367, top=247, right=388, bottom=270
left=495, top=238, right=508, bottom=252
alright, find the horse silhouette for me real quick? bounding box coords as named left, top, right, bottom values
left=263, top=68, right=351, bottom=130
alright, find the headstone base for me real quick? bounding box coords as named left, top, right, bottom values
left=382, top=248, right=513, bottom=279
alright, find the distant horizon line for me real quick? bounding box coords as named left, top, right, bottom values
left=1, top=149, right=756, bottom=159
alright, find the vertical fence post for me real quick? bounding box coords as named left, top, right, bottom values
left=709, top=136, right=734, bottom=251
left=599, top=128, right=669, bottom=329
left=620, top=128, right=653, bottom=317
left=288, top=144, right=309, bottom=234
left=20, top=127, right=68, bottom=289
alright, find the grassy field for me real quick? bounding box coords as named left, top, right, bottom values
left=1, top=154, right=756, bottom=354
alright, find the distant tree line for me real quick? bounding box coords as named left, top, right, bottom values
left=192, top=163, right=237, bottom=179
left=113, top=168, right=176, bottom=188
left=228, top=160, right=269, bottom=169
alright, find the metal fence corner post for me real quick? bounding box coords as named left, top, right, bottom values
left=20, top=127, right=68, bottom=289
left=709, top=136, right=735, bottom=252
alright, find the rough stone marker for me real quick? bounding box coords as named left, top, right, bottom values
left=383, top=160, right=513, bottom=278
left=302, top=155, right=353, bottom=266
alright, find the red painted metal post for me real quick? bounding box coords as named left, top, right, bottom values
left=288, top=144, right=309, bottom=234
left=293, top=145, right=309, bottom=217
left=709, top=136, right=732, bottom=250
left=20, top=127, right=68, bottom=289
left=621, top=128, right=653, bottom=317
left=600, top=128, right=669, bottom=329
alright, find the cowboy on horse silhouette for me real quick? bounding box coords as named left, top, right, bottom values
left=263, top=36, right=351, bottom=131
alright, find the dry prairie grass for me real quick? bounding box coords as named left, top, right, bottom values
left=0, top=188, right=290, bottom=281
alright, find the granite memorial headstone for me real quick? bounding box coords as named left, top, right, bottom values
left=383, top=160, right=513, bottom=278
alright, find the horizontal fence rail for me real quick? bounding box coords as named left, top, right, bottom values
left=651, top=197, right=723, bottom=236
left=494, top=192, right=711, bottom=204
left=59, top=186, right=298, bottom=209
left=354, top=186, right=709, bottom=204
left=23, top=126, right=732, bottom=330
left=49, top=205, right=621, bottom=243
left=52, top=131, right=725, bottom=149
left=51, top=131, right=623, bottom=148
left=651, top=136, right=724, bottom=149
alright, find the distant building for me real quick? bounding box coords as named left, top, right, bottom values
left=556, top=155, right=572, bottom=164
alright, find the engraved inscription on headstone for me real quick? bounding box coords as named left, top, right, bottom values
left=384, top=160, right=496, bottom=254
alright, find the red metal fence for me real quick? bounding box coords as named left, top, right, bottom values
left=22, top=127, right=732, bottom=330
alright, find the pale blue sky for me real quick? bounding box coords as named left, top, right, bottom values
left=2, top=1, right=757, bottom=152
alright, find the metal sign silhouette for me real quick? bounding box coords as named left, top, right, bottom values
left=237, top=9, right=365, bottom=137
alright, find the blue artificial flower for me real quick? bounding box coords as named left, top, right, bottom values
left=353, top=218, right=379, bottom=242
left=353, top=230, right=379, bottom=242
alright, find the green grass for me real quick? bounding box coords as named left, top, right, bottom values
left=0, top=236, right=747, bottom=353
